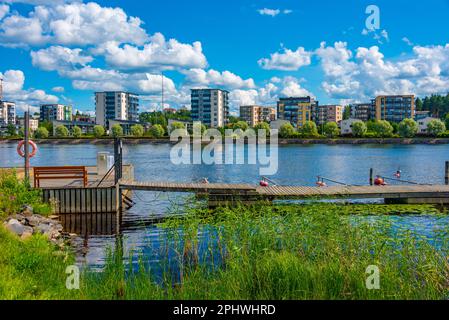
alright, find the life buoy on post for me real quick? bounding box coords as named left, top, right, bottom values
left=17, top=140, right=38, bottom=158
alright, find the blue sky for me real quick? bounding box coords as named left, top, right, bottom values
left=0, top=0, right=448, bottom=115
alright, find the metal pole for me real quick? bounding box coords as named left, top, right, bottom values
left=24, top=111, right=30, bottom=186
left=114, top=138, right=123, bottom=184
left=369, top=168, right=374, bottom=186
left=445, top=161, right=449, bottom=185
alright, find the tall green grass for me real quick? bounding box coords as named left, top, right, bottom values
left=78, top=203, right=449, bottom=300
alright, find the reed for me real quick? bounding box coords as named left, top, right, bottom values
left=78, top=203, right=449, bottom=300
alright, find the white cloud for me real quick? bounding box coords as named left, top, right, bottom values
left=257, top=8, right=292, bottom=17
left=361, top=28, right=389, bottom=44
left=0, top=2, right=149, bottom=47
left=0, top=4, right=9, bottom=20
left=280, top=76, right=313, bottom=97
left=183, top=68, right=256, bottom=90
left=228, top=77, right=312, bottom=113
left=52, top=86, right=65, bottom=92
left=95, top=33, right=207, bottom=71
left=258, top=47, right=312, bottom=71
left=316, top=41, right=449, bottom=102
left=31, top=46, right=93, bottom=71
left=402, top=37, right=414, bottom=46
left=0, top=69, right=58, bottom=112
left=257, top=8, right=280, bottom=17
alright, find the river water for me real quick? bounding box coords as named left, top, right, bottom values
left=1, top=142, right=448, bottom=269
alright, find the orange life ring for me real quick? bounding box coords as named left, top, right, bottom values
left=17, top=140, right=37, bottom=158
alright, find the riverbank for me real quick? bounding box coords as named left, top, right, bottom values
left=2, top=137, right=449, bottom=145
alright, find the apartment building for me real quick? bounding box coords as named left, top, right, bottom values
left=350, top=103, right=372, bottom=122
left=372, top=95, right=415, bottom=123
left=239, top=105, right=276, bottom=127
left=0, top=101, right=16, bottom=125
left=191, top=89, right=229, bottom=128
left=95, top=92, right=139, bottom=127
left=277, top=97, right=316, bottom=128
left=40, top=104, right=73, bottom=122
left=313, top=105, right=343, bottom=126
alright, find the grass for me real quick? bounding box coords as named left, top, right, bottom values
left=0, top=170, right=52, bottom=219
left=0, top=168, right=448, bottom=301
left=76, top=203, right=449, bottom=300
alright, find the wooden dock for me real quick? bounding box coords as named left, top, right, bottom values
left=118, top=180, right=449, bottom=205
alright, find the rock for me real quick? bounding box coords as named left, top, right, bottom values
left=21, top=205, right=33, bottom=216
left=48, top=215, right=60, bottom=220
left=25, top=215, right=41, bottom=227
left=5, top=219, right=25, bottom=236
left=21, top=231, right=33, bottom=240
left=37, top=223, right=51, bottom=234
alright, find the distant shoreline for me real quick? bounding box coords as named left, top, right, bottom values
left=2, top=137, right=449, bottom=145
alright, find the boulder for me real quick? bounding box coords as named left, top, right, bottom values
left=5, top=219, right=25, bottom=236
left=21, top=205, right=33, bottom=216
left=21, top=231, right=33, bottom=241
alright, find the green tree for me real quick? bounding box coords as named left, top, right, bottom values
left=93, top=125, right=105, bottom=138
left=6, top=124, right=16, bottom=136
left=372, top=120, right=394, bottom=138
left=427, top=119, right=446, bottom=136
left=398, top=118, right=418, bottom=138
left=279, top=123, right=295, bottom=138
left=111, top=124, right=123, bottom=137
left=39, top=120, right=53, bottom=133
left=352, top=121, right=367, bottom=137
left=72, top=126, right=82, bottom=138
left=18, top=127, right=25, bottom=138
left=34, top=127, right=49, bottom=139
left=343, top=106, right=351, bottom=120
left=254, top=122, right=271, bottom=136
left=444, top=113, right=449, bottom=130
left=415, top=97, right=423, bottom=111
left=233, top=121, right=249, bottom=131
left=130, top=124, right=144, bottom=137
left=323, top=122, right=340, bottom=138
left=150, top=124, right=165, bottom=138
left=55, top=125, right=69, bottom=137
left=301, top=121, right=319, bottom=137
left=170, top=121, right=186, bottom=133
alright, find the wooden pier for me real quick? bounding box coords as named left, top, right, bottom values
left=118, top=180, right=449, bottom=206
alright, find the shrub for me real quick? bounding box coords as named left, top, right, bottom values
left=372, top=120, right=394, bottom=138
left=323, top=122, right=340, bottom=138
left=130, top=124, right=144, bottom=137
left=169, top=122, right=186, bottom=134
left=301, top=121, right=319, bottom=138
left=352, top=121, right=367, bottom=137
left=34, top=127, right=49, bottom=139
left=111, top=124, right=123, bottom=137
left=427, top=119, right=446, bottom=136
left=233, top=121, right=249, bottom=131
left=93, top=125, right=105, bottom=138
left=55, top=125, right=69, bottom=137
left=398, top=119, right=418, bottom=138
left=254, top=122, right=271, bottom=137
left=72, top=126, right=82, bottom=138
left=279, top=123, right=295, bottom=138
left=150, top=124, right=165, bottom=138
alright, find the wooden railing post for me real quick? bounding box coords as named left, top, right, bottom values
left=445, top=161, right=449, bottom=185
left=370, top=168, right=374, bottom=186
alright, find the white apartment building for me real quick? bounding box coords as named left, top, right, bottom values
left=0, top=101, right=16, bottom=125
left=95, top=92, right=139, bottom=127
left=191, top=89, right=229, bottom=128
left=417, top=117, right=441, bottom=134
left=340, top=118, right=361, bottom=135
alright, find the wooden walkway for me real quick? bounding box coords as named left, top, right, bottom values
left=119, top=180, right=449, bottom=204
